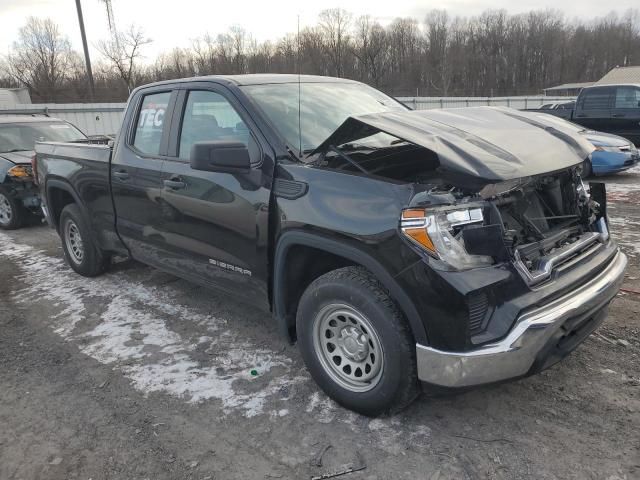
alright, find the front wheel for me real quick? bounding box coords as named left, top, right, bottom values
left=59, top=204, right=109, bottom=277
left=296, top=266, right=419, bottom=416
left=0, top=188, right=25, bottom=230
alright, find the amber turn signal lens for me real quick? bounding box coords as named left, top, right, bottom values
left=403, top=227, right=436, bottom=253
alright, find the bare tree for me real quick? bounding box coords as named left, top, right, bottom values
left=97, top=25, right=151, bottom=93
left=319, top=9, right=352, bottom=77
left=6, top=17, right=77, bottom=101
left=5, top=8, right=640, bottom=102
left=353, top=16, right=388, bottom=86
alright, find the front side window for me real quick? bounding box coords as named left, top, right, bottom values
left=132, top=91, right=171, bottom=155
left=178, top=90, right=251, bottom=160
left=581, top=88, right=612, bottom=110
left=614, top=87, right=640, bottom=109
left=0, top=122, right=86, bottom=153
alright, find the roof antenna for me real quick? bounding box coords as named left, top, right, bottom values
left=297, top=14, right=302, bottom=158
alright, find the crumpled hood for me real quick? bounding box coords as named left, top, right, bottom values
left=315, top=106, right=594, bottom=184
left=0, top=150, right=34, bottom=165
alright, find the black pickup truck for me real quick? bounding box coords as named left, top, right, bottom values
left=35, top=75, right=627, bottom=416
left=539, top=83, right=640, bottom=146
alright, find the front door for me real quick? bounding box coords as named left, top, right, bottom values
left=111, top=89, right=177, bottom=263
left=155, top=87, right=272, bottom=308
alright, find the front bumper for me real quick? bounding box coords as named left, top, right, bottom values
left=416, top=250, right=627, bottom=387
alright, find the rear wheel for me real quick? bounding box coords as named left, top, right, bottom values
left=296, top=266, right=419, bottom=416
left=0, top=187, right=25, bottom=230
left=59, top=204, right=109, bottom=276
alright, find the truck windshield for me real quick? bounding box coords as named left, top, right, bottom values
left=241, top=82, right=406, bottom=153
left=0, top=122, right=87, bottom=153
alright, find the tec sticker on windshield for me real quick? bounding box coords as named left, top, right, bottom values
left=49, top=124, right=71, bottom=129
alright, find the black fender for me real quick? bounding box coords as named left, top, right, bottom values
left=45, top=178, right=91, bottom=231
left=272, top=230, right=429, bottom=345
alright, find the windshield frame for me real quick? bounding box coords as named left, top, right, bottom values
left=240, top=81, right=408, bottom=160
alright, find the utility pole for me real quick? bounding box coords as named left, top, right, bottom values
left=75, top=0, right=95, bottom=100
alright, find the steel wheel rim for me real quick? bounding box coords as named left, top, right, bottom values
left=312, top=303, right=384, bottom=393
left=0, top=193, right=12, bottom=225
left=64, top=220, right=84, bottom=264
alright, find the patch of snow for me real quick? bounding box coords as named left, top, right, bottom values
left=0, top=232, right=303, bottom=418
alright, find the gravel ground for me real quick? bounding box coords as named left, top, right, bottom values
left=1, top=170, right=639, bottom=480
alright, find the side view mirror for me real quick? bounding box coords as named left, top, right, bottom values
left=190, top=141, right=250, bottom=173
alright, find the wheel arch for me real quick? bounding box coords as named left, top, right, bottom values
left=45, top=178, right=87, bottom=230
left=272, top=230, right=428, bottom=346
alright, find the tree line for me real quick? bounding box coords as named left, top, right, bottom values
left=1, top=8, right=639, bottom=103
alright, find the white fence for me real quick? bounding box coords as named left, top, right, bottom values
left=0, top=103, right=126, bottom=136
left=0, top=96, right=575, bottom=136
left=397, top=96, right=575, bottom=110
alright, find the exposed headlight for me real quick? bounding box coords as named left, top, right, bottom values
left=401, top=206, right=494, bottom=270
left=7, top=165, right=33, bottom=178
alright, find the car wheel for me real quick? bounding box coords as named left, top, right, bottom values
left=581, top=159, right=592, bottom=178
left=59, top=203, right=109, bottom=277
left=0, top=187, right=24, bottom=230
left=296, top=266, right=419, bottom=416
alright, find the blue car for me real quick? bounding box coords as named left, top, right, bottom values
left=531, top=113, right=639, bottom=177
left=585, top=130, right=639, bottom=176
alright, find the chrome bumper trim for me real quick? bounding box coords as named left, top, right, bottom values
left=416, top=251, right=627, bottom=387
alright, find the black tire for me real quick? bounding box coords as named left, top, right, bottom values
left=296, top=266, right=419, bottom=416
left=581, top=159, right=592, bottom=178
left=59, top=204, right=109, bottom=277
left=0, top=187, right=25, bottom=230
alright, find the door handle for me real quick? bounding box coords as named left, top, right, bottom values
left=112, top=170, right=130, bottom=180
left=163, top=178, right=186, bottom=189
left=612, top=113, right=625, bottom=118
left=575, top=114, right=587, bottom=118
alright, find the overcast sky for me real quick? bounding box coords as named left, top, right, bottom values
left=0, top=0, right=638, bottom=61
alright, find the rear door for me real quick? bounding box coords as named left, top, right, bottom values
left=154, top=85, right=273, bottom=308
left=574, top=87, right=614, bottom=132
left=111, top=88, right=178, bottom=263
left=610, top=86, right=640, bottom=146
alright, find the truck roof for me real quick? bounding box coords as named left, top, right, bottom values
left=582, top=83, right=640, bottom=90
left=0, top=115, right=64, bottom=124
left=135, top=74, right=359, bottom=90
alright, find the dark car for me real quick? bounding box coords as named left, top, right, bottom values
left=35, top=75, right=626, bottom=416
left=539, top=84, right=640, bottom=146
left=0, top=115, right=87, bottom=229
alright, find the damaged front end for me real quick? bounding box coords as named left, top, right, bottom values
left=400, top=170, right=610, bottom=289
left=312, top=107, right=610, bottom=286
left=311, top=107, right=625, bottom=361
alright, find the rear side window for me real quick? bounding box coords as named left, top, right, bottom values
left=178, top=90, right=252, bottom=160
left=132, top=91, right=171, bottom=155
left=614, top=87, right=640, bottom=109
left=580, top=88, right=612, bottom=110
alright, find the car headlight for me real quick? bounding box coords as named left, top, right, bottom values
left=594, top=145, right=622, bottom=152
left=401, top=206, right=494, bottom=270
left=7, top=165, right=33, bottom=178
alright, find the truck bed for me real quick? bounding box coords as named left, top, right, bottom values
left=35, top=141, right=119, bottom=252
